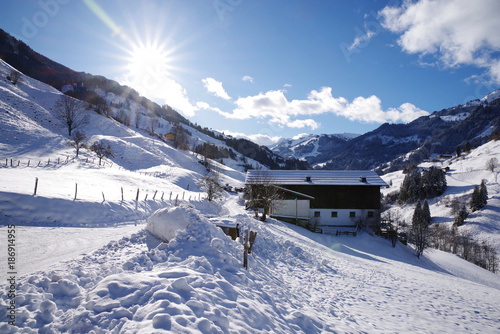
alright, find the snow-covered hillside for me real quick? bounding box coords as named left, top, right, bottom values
left=382, top=139, right=500, bottom=254
left=1, top=59, right=500, bottom=333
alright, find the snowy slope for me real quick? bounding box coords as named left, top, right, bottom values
left=1, top=59, right=500, bottom=333
left=382, top=139, right=500, bottom=254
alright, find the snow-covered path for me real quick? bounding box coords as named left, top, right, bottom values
left=0, top=224, right=144, bottom=281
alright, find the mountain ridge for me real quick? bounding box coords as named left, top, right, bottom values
left=271, top=92, right=500, bottom=172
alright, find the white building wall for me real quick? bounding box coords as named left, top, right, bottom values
left=309, top=209, right=378, bottom=226
left=272, top=199, right=310, bottom=219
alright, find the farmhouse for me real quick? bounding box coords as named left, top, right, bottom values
left=245, top=170, right=388, bottom=234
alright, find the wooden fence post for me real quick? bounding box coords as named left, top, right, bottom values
left=161, top=192, right=164, bottom=200
left=145, top=194, right=148, bottom=201
left=28, top=160, right=30, bottom=167
left=243, top=229, right=257, bottom=269
left=33, top=177, right=38, bottom=196
left=121, top=187, right=124, bottom=201
left=102, top=192, right=105, bottom=202
left=243, top=229, right=249, bottom=269
left=74, top=183, right=78, bottom=200
left=136, top=188, right=140, bottom=201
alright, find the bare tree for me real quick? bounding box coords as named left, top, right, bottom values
left=197, top=170, right=223, bottom=201
left=149, top=114, right=159, bottom=134
left=134, top=111, right=142, bottom=129
left=486, top=157, right=499, bottom=182
left=54, top=95, right=88, bottom=136
left=245, top=170, right=284, bottom=221
left=67, top=130, right=87, bottom=157
left=90, top=140, right=115, bottom=165
left=95, top=102, right=112, bottom=118
left=174, top=125, right=190, bottom=150
left=7, top=70, right=21, bottom=85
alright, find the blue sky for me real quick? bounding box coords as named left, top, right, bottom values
left=1, top=0, right=499, bottom=145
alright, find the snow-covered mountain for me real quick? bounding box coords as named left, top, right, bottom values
left=1, top=40, right=500, bottom=333
left=269, top=133, right=359, bottom=164
left=271, top=91, right=500, bottom=171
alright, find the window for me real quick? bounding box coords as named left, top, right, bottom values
left=314, top=211, right=320, bottom=217
left=367, top=211, right=374, bottom=218
left=349, top=212, right=356, bottom=218
left=331, top=211, right=338, bottom=218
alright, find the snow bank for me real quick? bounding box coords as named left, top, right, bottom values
left=147, top=204, right=201, bottom=242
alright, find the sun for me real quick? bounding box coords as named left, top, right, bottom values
left=125, top=42, right=173, bottom=95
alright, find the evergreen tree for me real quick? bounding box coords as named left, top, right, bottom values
left=411, top=200, right=428, bottom=258
left=454, top=205, right=468, bottom=227
left=480, top=179, right=488, bottom=208
left=421, top=200, right=431, bottom=226
left=456, top=146, right=461, bottom=157
left=464, top=141, right=471, bottom=153
left=470, top=185, right=482, bottom=212
left=399, top=169, right=421, bottom=203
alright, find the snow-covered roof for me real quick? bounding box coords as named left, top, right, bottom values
left=245, top=170, right=388, bottom=186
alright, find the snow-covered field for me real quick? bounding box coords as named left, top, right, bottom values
left=1, top=59, right=500, bottom=333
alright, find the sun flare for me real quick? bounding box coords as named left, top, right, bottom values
left=126, top=43, right=172, bottom=92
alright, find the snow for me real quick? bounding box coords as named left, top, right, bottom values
left=439, top=112, right=469, bottom=122
left=1, top=59, right=500, bottom=333
left=382, top=140, right=500, bottom=254
left=147, top=205, right=202, bottom=242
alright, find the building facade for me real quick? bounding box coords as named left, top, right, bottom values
left=245, top=170, right=388, bottom=232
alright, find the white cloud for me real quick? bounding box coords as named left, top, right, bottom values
left=202, top=77, right=231, bottom=100
left=220, top=130, right=282, bottom=146
left=121, top=74, right=197, bottom=117
left=348, top=30, right=376, bottom=51
left=216, top=87, right=427, bottom=128
left=242, top=75, right=254, bottom=83
left=195, top=101, right=224, bottom=114
left=380, top=0, right=500, bottom=83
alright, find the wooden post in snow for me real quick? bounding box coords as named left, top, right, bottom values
left=136, top=188, right=140, bottom=201
left=243, top=229, right=249, bottom=269
left=33, top=177, right=38, bottom=196
left=102, top=192, right=105, bottom=202
left=153, top=190, right=157, bottom=200
left=121, top=187, right=124, bottom=201
left=243, top=229, right=258, bottom=269
left=74, top=183, right=78, bottom=200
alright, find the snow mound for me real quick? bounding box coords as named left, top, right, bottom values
left=147, top=204, right=201, bottom=242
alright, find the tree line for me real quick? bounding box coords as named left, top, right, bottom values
left=398, top=166, right=447, bottom=204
